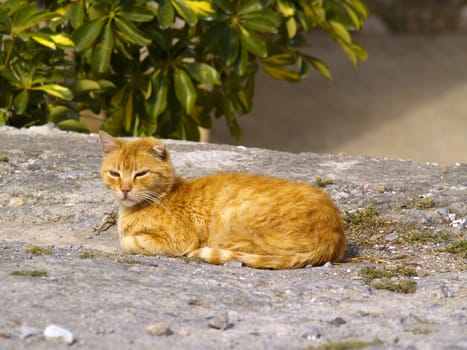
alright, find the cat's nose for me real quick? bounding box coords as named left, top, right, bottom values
left=121, top=189, right=131, bottom=199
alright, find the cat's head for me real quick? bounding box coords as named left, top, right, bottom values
left=99, top=131, right=175, bottom=208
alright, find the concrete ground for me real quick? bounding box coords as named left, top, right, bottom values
left=211, top=31, right=467, bottom=165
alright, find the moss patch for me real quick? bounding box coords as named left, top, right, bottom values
left=444, top=240, right=467, bottom=258
left=402, top=230, right=450, bottom=244
left=24, top=244, right=53, bottom=256
left=360, top=266, right=418, bottom=294
left=79, top=251, right=142, bottom=264
left=307, top=339, right=382, bottom=350
left=344, top=206, right=380, bottom=225
left=10, top=270, right=47, bottom=277
left=416, top=197, right=435, bottom=209
left=315, top=177, right=334, bottom=188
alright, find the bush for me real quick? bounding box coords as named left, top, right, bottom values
left=0, top=0, right=368, bottom=140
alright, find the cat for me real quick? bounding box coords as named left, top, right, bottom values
left=98, top=131, right=347, bottom=269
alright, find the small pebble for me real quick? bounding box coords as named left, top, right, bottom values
left=385, top=231, right=399, bottom=241
left=208, top=312, right=230, bottom=330
left=301, top=326, right=321, bottom=340
left=178, top=328, right=190, bottom=336
left=344, top=241, right=360, bottom=259
left=224, top=259, right=243, bottom=268
left=8, top=197, right=24, bottom=208
left=145, top=323, right=174, bottom=336
left=19, top=326, right=40, bottom=339
left=43, top=324, right=74, bottom=345
left=329, top=317, right=346, bottom=327
left=322, top=262, right=333, bottom=268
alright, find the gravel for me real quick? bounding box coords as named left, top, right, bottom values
left=0, top=126, right=465, bottom=349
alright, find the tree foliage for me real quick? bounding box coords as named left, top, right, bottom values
left=0, top=0, right=368, bottom=140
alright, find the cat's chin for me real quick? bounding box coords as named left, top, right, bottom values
left=118, top=198, right=141, bottom=208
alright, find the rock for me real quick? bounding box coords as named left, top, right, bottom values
left=208, top=312, right=230, bottom=330
left=178, top=328, right=190, bottom=337
left=145, top=323, right=174, bottom=336
left=385, top=231, right=400, bottom=241
left=8, top=197, right=24, bottom=208
left=329, top=317, right=346, bottom=327
left=344, top=241, right=360, bottom=259
left=0, top=128, right=466, bottom=350
left=301, top=326, right=321, bottom=340
left=19, top=326, right=40, bottom=339
left=224, top=259, right=243, bottom=268
left=43, top=324, right=74, bottom=345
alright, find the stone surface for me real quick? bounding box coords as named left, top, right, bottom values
left=0, top=126, right=466, bottom=349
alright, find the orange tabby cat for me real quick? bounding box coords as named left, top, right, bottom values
left=98, top=131, right=347, bottom=269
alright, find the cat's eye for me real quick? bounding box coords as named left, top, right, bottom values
left=134, top=170, right=149, bottom=179
left=109, top=170, right=120, bottom=178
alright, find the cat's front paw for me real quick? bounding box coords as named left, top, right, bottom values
left=120, top=236, right=144, bottom=254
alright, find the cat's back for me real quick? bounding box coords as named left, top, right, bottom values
left=182, top=172, right=335, bottom=209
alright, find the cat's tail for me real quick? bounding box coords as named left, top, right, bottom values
left=187, top=247, right=343, bottom=270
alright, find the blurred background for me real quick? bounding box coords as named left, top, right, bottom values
left=210, top=0, right=467, bottom=165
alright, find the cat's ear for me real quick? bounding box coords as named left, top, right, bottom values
left=99, top=130, right=121, bottom=156
left=152, top=144, right=168, bottom=161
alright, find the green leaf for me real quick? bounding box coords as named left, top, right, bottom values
left=118, top=8, right=154, bottom=22
left=146, top=75, right=168, bottom=134
left=97, top=80, right=117, bottom=90
left=13, top=6, right=55, bottom=31
left=56, top=119, right=90, bottom=133
left=0, top=9, right=12, bottom=33
left=329, top=20, right=351, bottom=44
left=213, top=0, right=234, bottom=14
left=348, top=0, right=369, bottom=18
left=13, top=90, right=29, bottom=115
left=221, top=25, right=240, bottom=66
left=241, top=11, right=281, bottom=33
left=179, top=1, right=214, bottom=17
left=332, top=38, right=356, bottom=66
left=50, top=34, right=75, bottom=48
left=157, top=0, right=175, bottom=28
left=124, top=91, right=133, bottom=133
left=171, top=0, right=197, bottom=26
left=114, top=17, right=152, bottom=46
left=31, top=34, right=56, bottom=50
left=72, top=79, right=101, bottom=94
left=261, top=65, right=301, bottom=82
left=174, top=68, right=196, bottom=114
left=285, top=16, right=297, bottom=38
left=262, top=53, right=296, bottom=65
left=69, top=0, right=84, bottom=29
left=32, top=84, right=73, bottom=101
left=343, top=3, right=361, bottom=30
left=238, top=0, right=263, bottom=15
left=304, top=55, right=332, bottom=80
left=0, top=109, right=7, bottom=126
left=49, top=105, right=73, bottom=123
left=352, top=42, right=368, bottom=61
left=277, top=0, right=295, bottom=17
left=72, top=18, right=105, bottom=51
left=185, top=62, right=221, bottom=85
left=182, top=116, right=200, bottom=141
left=240, top=28, right=267, bottom=57
left=235, top=48, right=249, bottom=77
left=92, top=24, right=114, bottom=73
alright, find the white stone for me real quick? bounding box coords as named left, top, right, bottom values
left=43, top=324, right=74, bottom=345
